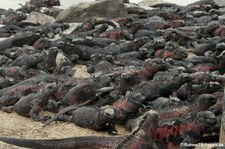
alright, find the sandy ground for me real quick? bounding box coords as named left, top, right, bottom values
left=0, top=111, right=128, bottom=149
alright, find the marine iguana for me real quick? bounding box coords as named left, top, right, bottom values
left=0, top=110, right=159, bottom=149
left=1, top=83, right=57, bottom=121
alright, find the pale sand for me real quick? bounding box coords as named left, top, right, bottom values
left=0, top=111, right=128, bottom=148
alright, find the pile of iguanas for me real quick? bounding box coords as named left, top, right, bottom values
left=0, top=0, right=225, bottom=148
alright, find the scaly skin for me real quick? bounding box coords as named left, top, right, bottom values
left=57, top=42, right=103, bottom=61
left=53, top=77, right=94, bottom=100
left=96, top=58, right=170, bottom=91
left=191, top=43, right=216, bottom=56
left=154, top=111, right=216, bottom=149
left=0, top=136, right=124, bottom=149
left=37, top=47, right=58, bottom=73
left=19, top=53, right=45, bottom=77
left=189, top=72, right=216, bottom=83
left=119, top=58, right=170, bottom=90
left=158, top=93, right=217, bottom=120
left=103, top=37, right=149, bottom=55
left=43, top=92, right=143, bottom=127
left=1, top=10, right=27, bottom=25
left=150, top=70, right=220, bottom=100
left=1, top=83, right=57, bottom=122
left=185, top=55, right=217, bottom=65
left=191, top=81, right=222, bottom=95
left=99, top=28, right=133, bottom=40
left=0, top=74, right=71, bottom=107
left=153, top=67, right=186, bottom=81
left=71, top=37, right=119, bottom=48
left=59, top=83, right=98, bottom=106
left=150, top=3, right=183, bottom=9
left=112, top=93, right=145, bottom=124
left=0, top=66, right=42, bottom=83
left=0, top=66, right=28, bottom=84
left=113, top=110, right=159, bottom=149
left=154, top=49, right=188, bottom=60
left=182, top=0, right=219, bottom=13
left=0, top=46, right=34, bottom=59
left=33, top=38, right=57, bottom=50
left=125, top=94, right=217, bottom=131
left=67, top=24, right=108, bottom=39
left=69, top=17, right=118, bottom=33
left=0, top=110, right=159, bottom=149
left=42, top=97, right=97, bottom=127
left=0, top=32, right=40, bottom=51
left=9, top=52, right=45, bottom=77
left=212, top=26, right=225, bottom=37
left=0, top=83, right=41, bottom=107
left=163, top=30, right=195, bottom=46
left=113, top=58, right=143, bottom=67
left=59, top=106, right=116, bottom=132
left=0, top=24, right=23, bottom=37
left=133, top=73, right=192, bottom=101
left=114, top=51, right=145, bottom=61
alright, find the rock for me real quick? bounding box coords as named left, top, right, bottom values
left=214, top=0, right=225, bottom=6
left=56, top=2, right=90, bottom=22
left=73, top=64, right=91, bottom=78
left=148, top=16, right=166, bottom=22
left=56, top=0, right=127, bottom=22
left=85, top=0, right=127, bottom=17
left=217, top=7, right=225, bottom=24
left=138, top=0, right=164, bottom=7
left=53, top=23, right=80, bottom=40
left=219, top=14, right=225, bottom=24
left=23, top=12, right=55, bottom=24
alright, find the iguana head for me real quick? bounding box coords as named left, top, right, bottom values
left=44, top=82, right=57, bottom=94
left=101, top=105, right=116, bottom=119
left=196, top=111, right=216, bottom=126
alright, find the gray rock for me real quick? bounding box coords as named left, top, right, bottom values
left=23, top=12, right=55, bottom=24
left=148, top=16, right=166, bottom=23
left=192, top=10, right=208, bottom=18
left=218, top=7, right=225, bottom=13
left=56, top=0, right=127, bottom=22
left=219, top=14, right=225, bottom=24
left=138, top=0, right=164, bottom=7
left=213, top=0, right=225, bottom=6
left=217, top=8, right=225, bottom=23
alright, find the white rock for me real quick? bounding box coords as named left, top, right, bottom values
left=23, top=12, right=55, bottom=24
left=138, top=0, right=164, bottom=7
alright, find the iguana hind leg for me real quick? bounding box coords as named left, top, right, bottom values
left=1, top=106, right=14, bottom=113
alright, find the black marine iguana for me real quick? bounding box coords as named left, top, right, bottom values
left=0, top=110, right=159, bottom=149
